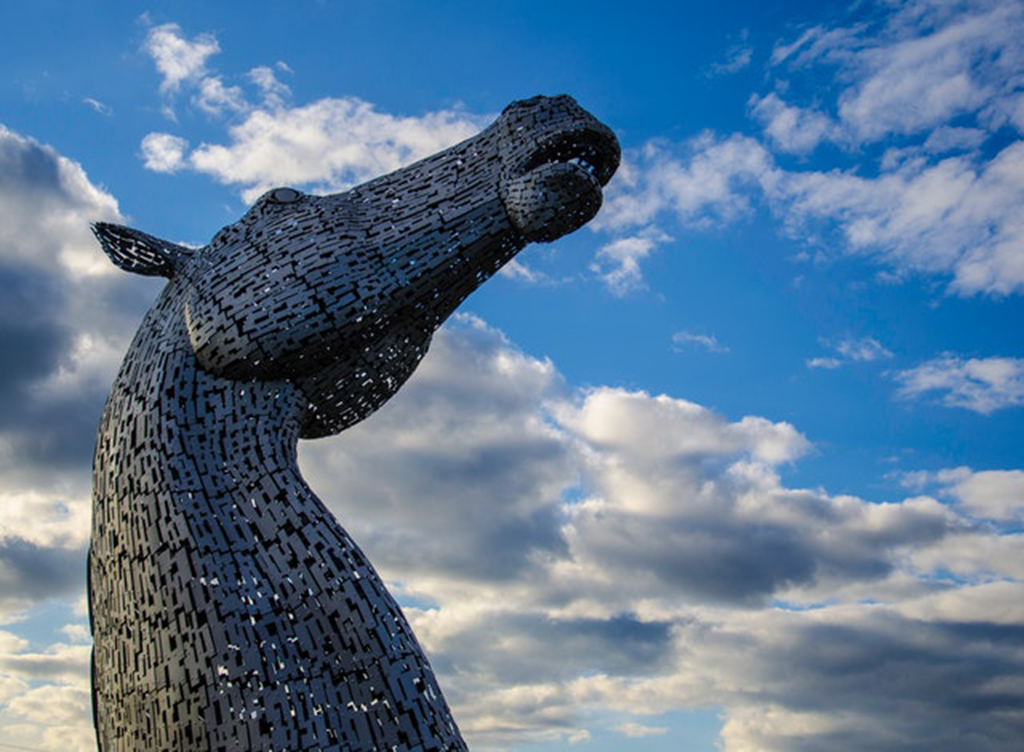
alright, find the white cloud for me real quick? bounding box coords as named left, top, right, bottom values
left=807, top=336, right=893, bottom=369
left=0, top=639, right=94, bottom=752
left=766, top=0, right=1024, bottom=145
left=779, top=141, right=1024, bottom=295
left=761, top=0, right=1024, bottom=294
left=192, top=75, right=247, bottom=115
left=137, top=24, right=489, bottom=202
left=0, top=126, right=122, bottom=276
left=895, top=354, right=1024, bottom=413
left=596, top=1, right=1024, bottom=297
left=615, top=721, right=669, bottom=737
left=0, top=126, right=155, bottom=625
left=605, top=119, right=1024, bottom=297
left=807, top=356, right=843, bottom=370
left=591, top=230, right=671, bottom=295
left=248, top=65, right=292, bottom=109
left=82, top=98, right=111, bottom=117
left=0, top=490, right=90, bottom=550
left=923, top=125, right=987, bottom=154
left=140, top=132, right=188, bottom=172
left=595, top=135, right=777, bottom=233
left=146, top=96, right=486, bottom=202
left=950, top=469, right=1024, bottom=521
left=498, top=258, right=554, bottom=285
left=672, top=330, right=729, bottom=353
left=142, top=22, right=220, bottom=94
left=750, top=92, right=840, bottom=154
left=301, top=322, right=1011, bottom=750
left=710, top=36, right=753, bottom=76
left=0, top=642, right=90, bottom=687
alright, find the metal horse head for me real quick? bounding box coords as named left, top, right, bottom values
left=89, top=95, right=619, bottom=751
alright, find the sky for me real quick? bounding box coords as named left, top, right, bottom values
left=1, top=0, right=1023, bottom=749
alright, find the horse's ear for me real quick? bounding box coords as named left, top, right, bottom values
left=91, top=222, right=193, bottom=278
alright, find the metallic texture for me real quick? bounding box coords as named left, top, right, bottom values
left=88, top=95, right=619, bottom=751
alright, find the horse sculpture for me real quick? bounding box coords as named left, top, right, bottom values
left=89, top=94, right=619, bottom=751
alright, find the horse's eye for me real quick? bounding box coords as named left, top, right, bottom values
left=269, top=187, right=301, bottom=204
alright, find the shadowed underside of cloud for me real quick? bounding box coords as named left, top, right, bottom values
left=0, top=124, right=147, bottom=634
left=299, top=315, right=1024, bottom=750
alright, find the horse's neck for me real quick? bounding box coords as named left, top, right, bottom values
left=94, top=285, right=309, bottom=538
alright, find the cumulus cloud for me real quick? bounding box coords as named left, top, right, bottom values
left=0, top=126, right=121, bottom=276
left=143, top=22, right=220, bottom=94
left=590, top=230, right=672, bottom=295
left=951, top=470, right=1024, bottom=521
left=295, top=317, right=1020, bottom=749
left=0, top=126, right=155, bottom=628
left=900, top=466, right=1024, bottom=523
left=0, top=287, right=1019, bottom=749
left=137, top=23, right=488, bottom=200
left=185, top=98, right=485, bottom=201
left=140, top=132, right=188, bottom=172
left=192, top=75, right=247, bottom=115
left=895, top=354, right=1024, bottom=413
left=141, top=93, right=486, bottom=202
left=0, top=639, right=94, bottom=752
left=248, top=65, right=292, bottom=109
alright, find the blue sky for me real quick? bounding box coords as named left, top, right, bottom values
left=2, top=0, right=1024, bottom=749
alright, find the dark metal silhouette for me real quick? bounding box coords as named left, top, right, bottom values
left=89, top=95, right=619, bottom=751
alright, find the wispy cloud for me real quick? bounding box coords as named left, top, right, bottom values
left=807, top=337, right=893, bottom=369
left=709, top=30, right=753, bottom=76
left=82, top=98, right=112, bottom=117
left=895, top=354, right=1024, bottom=413
left=142, top=22, right=220, bottom=95
left=672, top=330, right=729, bottom=353
left=615, top=722, right=669, bottom=738
left=597, top=0, right=1024, bottom=297
left=591, top=229, right=672, bottom=295
left=749, top=92, right=840, bottom=154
